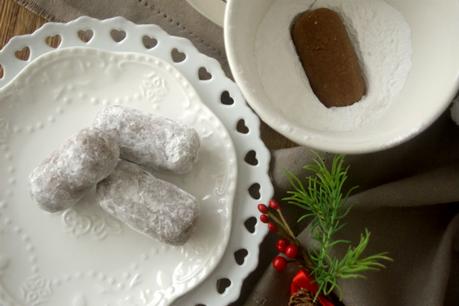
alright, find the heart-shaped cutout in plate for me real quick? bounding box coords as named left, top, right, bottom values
left=14, top=47, right=30, bottom=61
left=142, top=35, right=158, bottom=49
left=77, top=29, right=94, bottom=43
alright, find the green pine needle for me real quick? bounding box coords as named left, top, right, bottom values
left=283, top=155, right=391, bottom=299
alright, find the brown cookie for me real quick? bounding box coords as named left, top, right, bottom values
left=291, top=8, right=366, bottom=107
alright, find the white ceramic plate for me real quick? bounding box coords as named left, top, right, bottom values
left=0, top=17, right=273, bottom=306
left=0, top=47, right=236, bottom=306
left=186, top=0, right=226, bottom=27
left=225, top=0, right=459, bottom=153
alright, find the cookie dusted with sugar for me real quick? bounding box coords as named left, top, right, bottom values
left=29, top=127, right=120, bottom=213
left=96, top=160, right=199, bottom=245
left=94, top=105, right=200, bottom=174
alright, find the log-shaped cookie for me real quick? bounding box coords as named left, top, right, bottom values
left=291, top=8, right=366, bottom=107
left=29, top=128, right=120, bottom=212
left=96, top=160, right=198, bottom=245
left=94, top=105, right=200, bottom=174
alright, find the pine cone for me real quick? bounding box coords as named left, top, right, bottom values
left=288, top=288, right=320, bottom=306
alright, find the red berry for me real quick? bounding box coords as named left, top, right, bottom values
left=257, top=204, right=269, bottom=214
left=285, top=244, right=299, bottom=258
left=269, top=199, right=280, bottom=210
left=276, top=239, right=288, bottom=253
left=259, top=214, right=269, bottom=223
left=268, top=223, right=277, bottom=232
left=272, top=256, right=287, bottom=272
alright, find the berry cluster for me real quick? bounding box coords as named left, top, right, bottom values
left=257, top=199, right=279, bottom=231
left=257, top=199, right=303, bottom=272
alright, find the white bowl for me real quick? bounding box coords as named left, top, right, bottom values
left=224, top=0, right=459, bottom=153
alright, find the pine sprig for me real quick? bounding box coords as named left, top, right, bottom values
left=283, top=155, right=391, bottom=298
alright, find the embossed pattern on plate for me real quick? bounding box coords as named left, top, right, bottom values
left=0, top=48, right=237, bottom=306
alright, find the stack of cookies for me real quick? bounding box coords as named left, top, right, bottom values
left=29, top=105, right=200, bottom=245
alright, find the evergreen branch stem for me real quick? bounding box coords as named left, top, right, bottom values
left=278, top=208, right=296, bottom=238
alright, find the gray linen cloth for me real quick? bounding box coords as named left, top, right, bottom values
left=13, top=0, right=459, bottom=305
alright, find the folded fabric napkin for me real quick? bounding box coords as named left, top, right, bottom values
left=13, top=0, right=459, bottom=305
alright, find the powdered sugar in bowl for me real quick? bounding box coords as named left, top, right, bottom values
left=225, top=0, right=459, bottom=153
